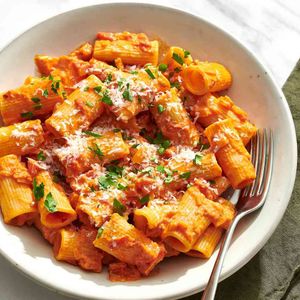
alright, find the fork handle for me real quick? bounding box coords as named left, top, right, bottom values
left=201, top=214, right=242, bottom=300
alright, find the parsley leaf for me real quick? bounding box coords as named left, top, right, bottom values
left=117, top=183, right=127, bottom=190
left=157, top=104, right=165, bottom=114
left=44, top=192, right=57, bottom=213
left=83, top=86, right=89, bottom=92
left=37, top=151, right=46, bottom=161
left=20, top=111, right=33, bottom=119
left=184, top=50, right=190, bottom=58
left=97, top=227, right=104, bottom=238
left=113, top=198, right=125, bottom=215
left=170, top=81, right=181, bottom=89
left=105, top=73, right=112, bottom=83
left=33, top=178, right=44, bottom=201
left=122, top=83, right=133, bottom=102
left=101, top=90, right=113, bottom=106
left=31, top=97, right=40, bottom=103
left=180, top=172, right=191, bottom=179
left=145, top=68, right=155, bottom=79
left=158, top=64, right=168, bottom=72
left=51, top=79, right=60, bottom=94
left=140, top=194, right=150, bottom=205
left=83, top=131, right=102, bottom=138
left=98, top=175, right=116, bottom=190
left=164, top=176, right=173, bottom=184
left=42, top=89, right=49, bottom=98
left=94, top=86, right=103, bottom=94
left=156, top=165, right=165, bottom=173
left=85, top=101, right=94, bottom=108
left=172, top=53, right=184, bottom=65
left=88, top=143, right=104, bottom=159
left=193, top=154, right=203, bottom=165
left=199, top=143, right=210, bottom=151
left=130, top=70, right=138, bottom=75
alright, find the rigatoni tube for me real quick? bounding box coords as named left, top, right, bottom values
left=93, top=213, right=166, bottom=275
left=35, top=171, right=77, bottom=229
left=204, top=119, right=256, bottom=189
left=0, top=155, right=37, bottom=226
left=45, top=75, right=104, bottom=137
left=0, top=120, right=44, bottom=157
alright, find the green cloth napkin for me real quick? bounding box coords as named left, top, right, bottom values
left=184, top=60, right=300, bottom=300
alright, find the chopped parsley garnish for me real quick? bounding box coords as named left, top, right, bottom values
left=157, top=104, right=165, bottom=114
left=130, top=70, right=138, bottom=75
left=105, top=73, right=112, bottom=83
left=117, top=183, right=127, bottom=190
left=140, top=194, right=150, bottom=205
left=98, top=175, right=116, bottom=190
left=90, top=186, right=96, bottom=192
left=44, top=192, right=57, bottom=213
left=88, top=143, right=104, bottom=159
left=131, top=143, right=140, bottom=149
left=156, top=165, right=165, bottom=173
left=97, top=227, right=104, bottom=238
left=85, top=101, right=94, bottom=108
left=83, top=86, right=89, bottom=92
left=62, top=90, right=67, bottom=99
left=199, top=143, right=210, bottom=151
left=158, top=63, right=168, bottom=72
left=101, top=90, right=113, bottom=106
left=174, top=67, right=182, bottom=73
left=149, top=132, right=171, bottom=155
left=113, top=198, right=125, bottom=215
left=151, top=157, right=158, bottom=164
left=122, top=83, right=133, bottom=102
left=48, top=74, right=54, bottom=81
left=42, top=89, right=49, bottom=98
left=83, top=131, right=102, bottom=138
left=164, top=176, right=173, bottom=184
left=51, top=79, right=60, bottom=94
left=172, top=53, right=184, bottom=65
left=94, top=86, right=103, bottom=94
left=31, top=97, right=40, bottom=103
left=145, top=68, right=155, bottom=79
left=141, top=167, right=153, bottom=174
left=117, top=78, right=126, bottom=90
left=180, top=172, right=191, bottom=179
left=193, top=154, right=203, bottom=165
left=184, top=50, right=190, bottom=58
left=106, top=164, right=124, bottom=177
left=33, top=103, right=42, bottom=110
left=37, top=151, right=46, bottom=161
left=20, top=111, right=33, bottom=119
left=33, top=178, right=44, bottom=201
left=170, top=81, right=181, bottom=89
left=113, top=128, right=121, bottom=133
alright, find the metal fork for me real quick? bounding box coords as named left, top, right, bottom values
left=201, top=128, right=274, bottom=300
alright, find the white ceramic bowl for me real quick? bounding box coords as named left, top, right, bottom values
left=0, top=3, right=297, bottom=300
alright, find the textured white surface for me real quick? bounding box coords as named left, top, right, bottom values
left=0, top=1, right=299, bottom=299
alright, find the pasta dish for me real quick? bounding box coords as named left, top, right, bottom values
left=0, top=31, right=256, bottom=281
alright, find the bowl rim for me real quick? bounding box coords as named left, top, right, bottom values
left=0, top=2, right=297, bottom=300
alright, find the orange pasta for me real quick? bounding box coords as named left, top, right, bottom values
left=35, top=171, right=77, bottom=229
left=0, top=155, right=37, bottom=225
left=204, top=119, right=256, bottom=189
left=1, top=75, right=64, bottom=125
left=185, top=93, right=257, bottom=145
left=0, top=31, right=258, bottom=282
left=0, top=120, right=44, bottom=157
left=182, top=62, right=232, bottom=95
left=94, top=32, right=159, bottom=66
left=45, top=75, right=104, bottom=137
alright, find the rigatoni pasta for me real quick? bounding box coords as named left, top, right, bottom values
left=0, top=30, right=257, bottom=282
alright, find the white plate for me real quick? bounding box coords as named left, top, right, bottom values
left=0, top=3, right=297, bottom=300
